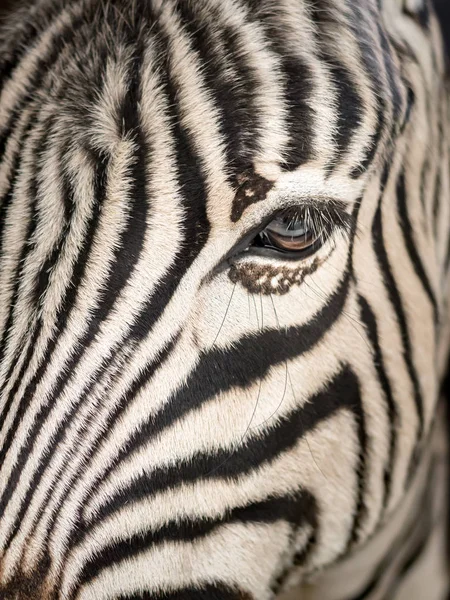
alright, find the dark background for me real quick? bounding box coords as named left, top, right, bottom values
left=0, top=0, right=449, bottom=48
left=435, top=0, right=450, bottom=47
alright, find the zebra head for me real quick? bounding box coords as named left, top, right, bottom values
left=0, top=0, right=448, bottom=599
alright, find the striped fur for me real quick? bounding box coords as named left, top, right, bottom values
left=0, top=0, right=449, bottom=598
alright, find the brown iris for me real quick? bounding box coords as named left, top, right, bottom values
left=260, top=213, right=320, bottom=253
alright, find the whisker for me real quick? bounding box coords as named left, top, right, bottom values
left=203, top=377, right=263, bottom=478
left=252, top=294, right=260, bottom=330
left=286, top=365, right=337, bottom=490
left=259, top=293, right=264, bottom=330
left=210, top=282, right=236, bottom=347
left=251, top=360, right=288, bottom=429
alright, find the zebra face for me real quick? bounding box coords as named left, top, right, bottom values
left=0, top=0, right=448, bottom=599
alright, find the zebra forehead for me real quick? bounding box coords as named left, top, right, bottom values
left=0, top=0, right=406, bottom=209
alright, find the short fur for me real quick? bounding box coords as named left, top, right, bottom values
left=0, top=0, right=449, bottom=599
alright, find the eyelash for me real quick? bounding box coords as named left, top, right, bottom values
left=247, top=200, right=354, bottom=259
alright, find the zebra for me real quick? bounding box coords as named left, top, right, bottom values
left=0, top=0, right=448, bottom=598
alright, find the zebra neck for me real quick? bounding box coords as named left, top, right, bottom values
left=280, top=406, right=449, bottom=600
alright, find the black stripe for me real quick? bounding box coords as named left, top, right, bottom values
left=358, top=295, right=398, bottom=512
left=0, top=94, right=151, bottom=542
left=85, top=366, right=359, bottom=530
left=60, top=275, right=349, bottom=557
left=0, top=324, right=41, bottom=431
left=86, top=268, right=350, bottom=517
left=77, top=491, right=316, bottom=588
left=0, top=34, right=152, bottom=530
left=346, top=375, right=369, bottom=549
left=28, top=22, right=150, bottom=406
left=419, top=157, right=430, bottom=214
left=0, top=45, right=85, bottom=391
left=241, top=0, right=316, bottom=169
left=307, top=0, right=363, bottom=171
left=433, top=168, right=441, bottom=238
left=350, top=459, right=434, bottom=600
left=0, top=14, right=135, bottom=461
left=0, top=1, right=72, bottom=90
left=445, top=224, right=450, bottom=275
left=173, top=2, right=259, bottom=179
left=278, top=55, right=315, bottom=170
left=89, top=49, right=150, bottom=327
left=371, top=169, right=424, bottom=449
left=6, top=10, right=212, bottom=551
left=0, top=107, right=38, bottom=369
left=0, top=152, right=109, bottom=536
left=385, top=532, right=432, bottom=600
left=350, top=107, right=385, bottom=179
left=396, top=169, right=439, bottom=325
left=125, top=15, right=211, bottom=342
left=31, top=142, right=74, bottom=309
left=114, top=583, right=254, bottom=600
left=376, top=20, right=403, bottom=125
left=327, top=60, right=363, bottom=170
left=403, top=1, right=430, bottom=29
left=347, top=3, right=388, bottom=179
left=0, top=6, right=88, bottom=162
left=348, top=3, right=385, bottom=90
left=0, top=138, right=92, bottom=416
left=0, top=65, right=77, bottom=394
left=398, top=84, right=415, bottom=135
left=13, top=339, right=178, bottom=559
left=12, top=7, right=211, bottom=422
left=0, top=113, right=53, bottom=378
left=0, top=146, right=103, bottom=461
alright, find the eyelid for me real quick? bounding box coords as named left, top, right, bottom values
left=265, top=200, right=355, bottom=239
left=211, top=199, right=354, bottom=277
left=265, top=216, right=307, bottom=237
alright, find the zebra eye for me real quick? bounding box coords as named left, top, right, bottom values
left=254, top=212, right=321, bottom=255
